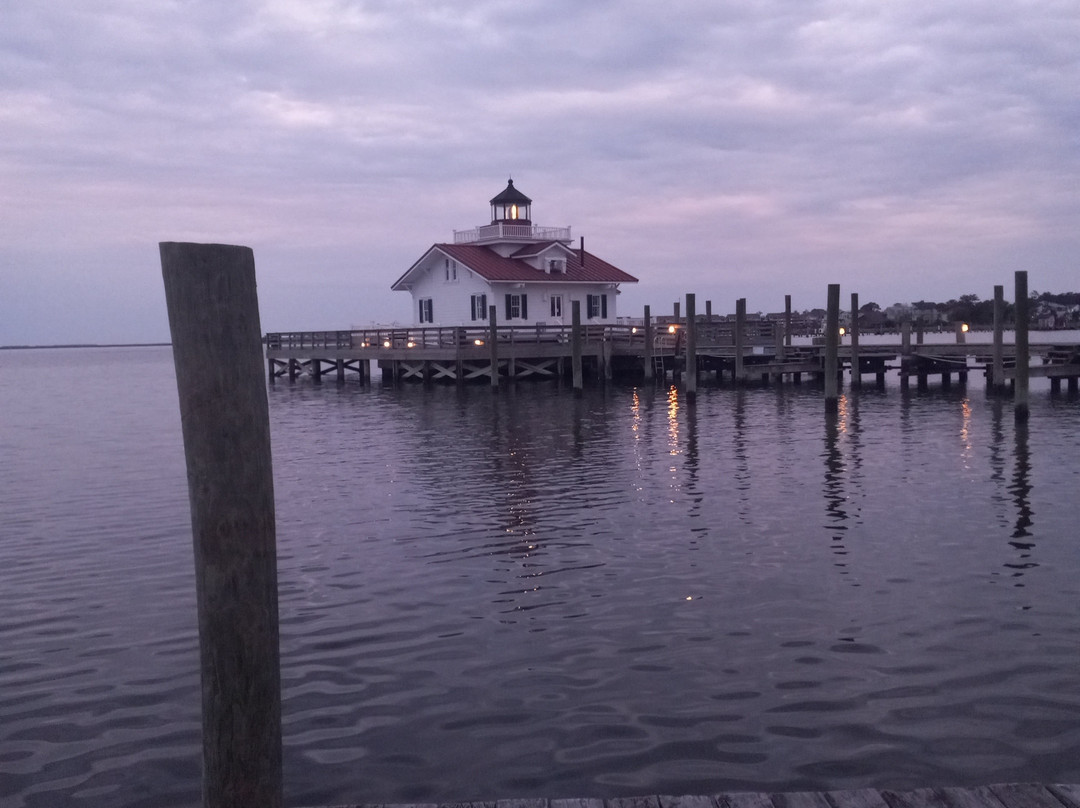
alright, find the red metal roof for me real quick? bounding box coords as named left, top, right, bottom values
left=433, top=243, right=638, bottom=284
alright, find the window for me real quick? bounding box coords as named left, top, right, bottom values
left=586, top=293, right=608, bottom=320
left=548, top=259, right=564, bottom=274
left=444, top=259, right=457, bottom=282
left=418, top=298, right=433, bottom=323
left=504, top=293, right=528, bottom=321
left=550, top=295, right=563, bottom=318
left=470, top=294, right=488, bottom=322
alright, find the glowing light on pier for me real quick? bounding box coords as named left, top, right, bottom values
left=474, top=338, right=484, bottom=346
left=383, top=340, right=391, bottom=348
left=668, top=325, right=676, bottom=334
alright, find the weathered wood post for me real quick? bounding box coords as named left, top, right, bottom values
left=488, top=305, right=499, bottom=390
left=705, top=300, right=712, bottom=319
left=673, top=301, right=680, bottom=321
left=685, top=293, right=697, bottom=401
left=1014, top=271, right=1030, bottom=421
left=734, top=298, right=746, bottom=384
left=850, top=292, right=861, bottom=389
left=571, top=300, right=583, bottom=393
left=784, top=294, right=793, bottom=347
left=159, top=243, right=283, bottom=808
left=454, top=326, right=465, bottom=385
left=992, top=285, right=1005, bottom=394
left=824, top=283, right=840, bottom=413
left=643, top=305, right=654, bottom=382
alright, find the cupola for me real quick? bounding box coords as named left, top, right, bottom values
left=489, top=178, right=532, bottom=225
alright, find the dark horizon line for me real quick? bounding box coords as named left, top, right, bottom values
left=0, top=342, right=172, bottom=351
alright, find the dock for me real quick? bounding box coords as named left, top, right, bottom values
left=304, top=783, right=1080, bottom=808
left=264, top=322, right=1080, bottom=393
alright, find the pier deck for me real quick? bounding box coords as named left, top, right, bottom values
left=265, top=324, right=1080, bottom=392
left=305, top=783, right=1080, bottom=808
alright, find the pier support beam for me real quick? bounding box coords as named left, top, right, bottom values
left=734, top=298, right=746, bottom=384
left=488, top=305, right=499, bottom=390
left=850, top=292, right=861, bottom=389
left=572, top=300, right=583, bottom=394
left=784, top=294, right=793, bottom=348
left=824, top=284, right=840, bottom=413
left=1014, top=271, right=1030, bottom=421
left=159, top=242, right=283, bottom=808
left=685, top=293, right=697, bottom=401
left=643, top=305, right=654, bottom=382
left=992, top=285, right=1006, bottom=394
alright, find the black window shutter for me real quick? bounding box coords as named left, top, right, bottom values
left=427, top=300, right=433, bottom=322
left=601, top=294, right=608, bottom=319
left=586, top=295, right=594, bottom=320
left=505, top=294, right=512, bottom=320
left=419, top=300, right=424, bottom=322
left=521, top=294, right=528, bottom=320
left=481, top=294, right=487, bottom=318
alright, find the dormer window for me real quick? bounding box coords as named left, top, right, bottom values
left=548, top=259, right=564, bottom=274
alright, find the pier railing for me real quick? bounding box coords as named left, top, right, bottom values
left=267, top=324, right=666, bottom=351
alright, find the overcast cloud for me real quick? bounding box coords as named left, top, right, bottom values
left=2, top=0, right=1078, bottom=343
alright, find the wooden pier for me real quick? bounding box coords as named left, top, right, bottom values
left=303, top=783, right=1080, bottom=808
left=265, top=322, right=1080, bottom=393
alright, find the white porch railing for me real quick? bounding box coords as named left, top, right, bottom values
left=453, top=223, right=572, bottom=244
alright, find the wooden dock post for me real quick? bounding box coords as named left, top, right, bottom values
left=824, top=284, right=840, bottom=413
left=488, top=305, right=499, bottom=389
left=159, top=243, right=283, bottom=808
left=850, top=292, right=861, bottom=389
left=734, top=298, right=746, bottom=384
left=992, top=285, right=1005, bottom=393
left=1015, top=270, right=1030, bottom=421
left=685, top=293, right=697, bottom=401
left=454, top=326, right=465, bottom=386
left=571, top=300, right=583, bottom=393
left=643, top=305, right=654, bottom=382
left=673, top=301, right=680, bottom=321
left=705, top=300, right=712, bottom=319
left=784, top=294, right=793, bottom=347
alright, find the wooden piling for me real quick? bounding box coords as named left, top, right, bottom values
left=643, top=305, right=654, bottom=382
left=992, top=285, right=1005, bottom=393
left=824, top=284, right=840, bottom=413
left=784, top=294, right=793, bottom=348
left=850, top=292, right=861, bottom=389
left=673, top=301, right=680, bottom=321
left=159, top=242, right=283, bottom=808
left=734, top=298, right=746, bottom=384
left=705, top=300, right=712, bottom=319
left=685, top=293, right=697, bottom=401
left=571, top=300, right=583, bottom=393
left=1015, top=271, right=1030, bottom=421
left=488, top=305, right=499, bottom=390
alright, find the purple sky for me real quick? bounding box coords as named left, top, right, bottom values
left=2, top=1, right=1078, bottom=344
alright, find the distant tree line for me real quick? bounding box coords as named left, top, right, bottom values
left=799, top=290, right=1080, bottom=330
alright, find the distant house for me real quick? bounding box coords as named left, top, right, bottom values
left=391, top=179, right=638, bottom=326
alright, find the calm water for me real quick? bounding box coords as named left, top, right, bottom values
left=1, top=346, right=1079, bottom=808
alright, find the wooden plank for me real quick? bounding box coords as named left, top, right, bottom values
left=940, top=786, right=1005, bottom=808
left=881, top=788, right=949, bottom=808
left=606, top=797, right=661, bottom=808
left=990, top=784, right=1069, bottom=808
left=659, top=796, right=717, bottom=808
left=717, top=792, right=776, bottom=808
left=550, top=799, right=604, bottom=808
left=1048, top=786, right=1080, bottom=808
left=773, top=792, right=833, bottom=808
left=495, top=799, right=548, bottom=808
left=826, top=788, right=892, bottom=808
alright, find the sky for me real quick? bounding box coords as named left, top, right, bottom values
left=2, top=0, right=1078, bottom=344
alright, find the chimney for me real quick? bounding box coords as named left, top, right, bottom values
left=579, top=236, right=585, bottom=267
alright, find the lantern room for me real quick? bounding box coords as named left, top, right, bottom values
left=489, top=178, right=532, bottom=225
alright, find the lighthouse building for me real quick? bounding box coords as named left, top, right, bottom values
left=391, top=179, right=638, bottom=326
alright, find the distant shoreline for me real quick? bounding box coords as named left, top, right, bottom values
left=0, top=343, right=171, bottom=351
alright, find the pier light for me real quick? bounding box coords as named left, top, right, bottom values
left=631, top=326, right=638, bottom=334
left=839, top=327, right=846, bottom=337
left=961, top=323, right=970, bottom=333
left=407, top=340, right=416, bottom=348
left=383, top=340, right=391, bottom=348
left=668, top=325, right=677, bottom=334
left=474, top=338, right=484, bottom=346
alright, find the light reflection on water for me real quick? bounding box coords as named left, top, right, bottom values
left=1, top=347, right=1079, bottom=808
